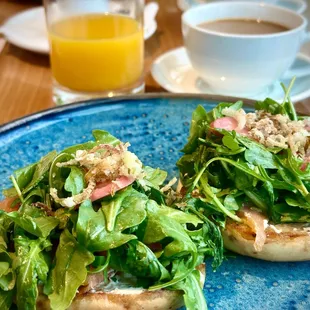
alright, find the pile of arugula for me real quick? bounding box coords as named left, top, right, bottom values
left=0, top=130, right=223, bottom=310
left=177, top=80, right=310, bottom=225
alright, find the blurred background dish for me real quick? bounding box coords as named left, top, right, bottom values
left=0, top=2, right=159, bottom=55
left=43, top=0, right=151, bottom=103
left=180, top=1, right=310, bottom=97
left=177, top=0, right=307, bottom=14
left=151, top=47, right=310, bottom=102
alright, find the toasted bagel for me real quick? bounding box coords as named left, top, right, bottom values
left=36, top=264, right=206, bottom=310
left=223, top=220, right=310, bottom=261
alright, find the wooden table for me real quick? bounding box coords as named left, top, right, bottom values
left=0, top=0, right=310, bottom=126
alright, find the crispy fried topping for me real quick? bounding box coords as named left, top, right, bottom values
left=245, top=111, right=310, bottom=156
left=50, top=143, right=144, bottom=208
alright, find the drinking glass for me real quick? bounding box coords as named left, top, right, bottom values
left=43, top=0, right=144, bottom=104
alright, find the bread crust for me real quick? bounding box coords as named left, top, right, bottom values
left=223, top=221, right=310, bottom=261
left=36, top=264, right=206, bottom=310
left=37, top=290, right=184, bottom=310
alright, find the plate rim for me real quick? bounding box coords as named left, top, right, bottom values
left=0, top=93, right=256, bottom=135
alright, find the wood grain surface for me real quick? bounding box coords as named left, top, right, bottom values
left=0, top=0, right=310, bottom=125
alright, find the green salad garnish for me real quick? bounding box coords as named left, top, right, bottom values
left=177, top=79, right=310, bottom=225
left=0, top=130, right=222, bottom=310
left=2, top=79, right=309, bottom=310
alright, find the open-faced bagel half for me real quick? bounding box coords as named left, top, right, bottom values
left=36, top=264, right=206, bottom=310
left=223, top=218, right=310, bottom=262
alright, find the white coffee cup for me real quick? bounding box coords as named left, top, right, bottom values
left=182, top=1, right=310, bottom=96
left=179, top=0, right=307, bottom=15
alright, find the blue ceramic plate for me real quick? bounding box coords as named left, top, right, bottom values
left=0, top=94, right=309, bottom=310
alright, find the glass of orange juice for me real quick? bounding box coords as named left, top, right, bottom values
left=43, top=0, right=144, bottom=104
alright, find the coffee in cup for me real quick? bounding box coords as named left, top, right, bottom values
left=182, top=1, right=310, bottom=96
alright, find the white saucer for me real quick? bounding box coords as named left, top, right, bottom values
left=151, top=47, right=310, bottom=102
left=0, top=3, right=158, bottom=54
left=177, top=0, right=307, bottom=14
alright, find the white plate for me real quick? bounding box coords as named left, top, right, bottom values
left=0, top=3, right=158, bottom=54
left=177, top=0, right=307, bottom=14
left=151, top=47, right=310, bottom=102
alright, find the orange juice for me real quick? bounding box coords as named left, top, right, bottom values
left=49, top=14, right=144, bottom=92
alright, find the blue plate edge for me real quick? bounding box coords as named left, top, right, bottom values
left=1, top=94, right=310, bottom=310
left=0, top=93, right=256, bottom=135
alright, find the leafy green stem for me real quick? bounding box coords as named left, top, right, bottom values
left=10, top=175, right=24, bottom=203
left=281, top=77, right=297, bottom=121
left=220, top=161, right=233, bottom=179
left=149, top=255, right=197, bottom=291
left=190, top=165, right=207, bottom=193
left=187, top=162, right=241, bottom=222
left=199, top=178, right=241, bottom=222
left=205, top=157, right=266, bottom=182
left=244, top=190, right=268, bottom=212
left=88, top=251, right=111, bottom=274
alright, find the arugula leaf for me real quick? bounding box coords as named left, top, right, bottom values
left=7, top=204, right=59, bottom=238
left=22, top=151, right=57, bottom=195
left=0, top=215, right=11, bottom=252
left=54, top=207, right=72, bottom=230
left=149, top=256, right=197, bottom=291
left=48, top=153, right=73, bottom=197
left=0, top=262, right=15, bottom=291
left=275, top=157, right=309, bottom=197
left=285, top=194, right=310, bottom=211
left=0, top=289, right=14, bottom=310
left=76, top=188, right=147, bottom=252
left=239, top=136, right=277, bottom=169
left=223, top=194, right=239, bottom=211
left=185, top=202, right=224, bottom=269
left=14, top=232, right=51, bottom=310
left=244, top=189, right=268, bottom=212
left=101, top=187, right=147, bottom=232
left=62, top=130, right=119, bottom=155
left=92, top=129, right=120, bottom=145
left=139, top=166, right=168, bottom=190
left=116, top=240, right=170, bottom=282
left=143, top=201, right=197, bottom=257
left=286, top=150, right=310, bottom=180
left=182, top=105, right=209, bottom=154
left=64, top=166, right=85, bottom=195
left=155, top=205, right=202, bottom=227
left=61, top=142, right=98, bottom=155
left=255, top=79, right=296, bottom=121
left=205, top=101, right=243, bottom=124
left=272, top=203, right=310, bottom=223
left=222, top=135, right=239, bottom=151
left=88, top=252, right=111, bottom=274
left=172, top=270, right=207, bottom=310
left=255, top=98, right=286, bottom=116
left=113, top=192, right=148, bottom=232
left=197, top=173, right=241, bottom=222
left=258, top=166, right=295, bottom=191
left=3, top=163, right=36, bottom=198
left=0, top=218, right=16, bottom=294
left=76, top=200, right=136, bottom=252
left=281, top=79, right=297, bottom=121
left=101, top=189, right=133, bottom=232
left=49, top=230, right=94, bottom=310
left=0, top=216, right=15, bottom=293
